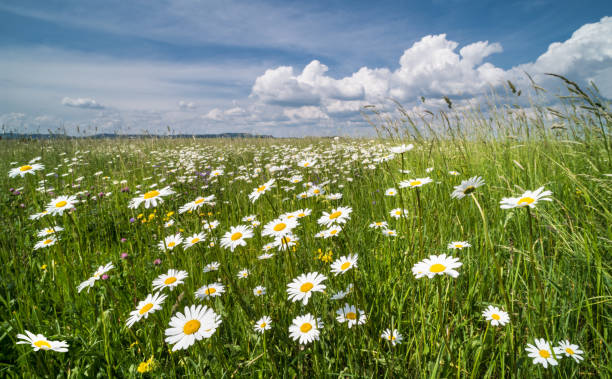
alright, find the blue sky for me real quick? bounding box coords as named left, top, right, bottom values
left=1, top=0, right=611, bottom=136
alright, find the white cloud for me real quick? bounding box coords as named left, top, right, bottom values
left=62, top=97, right=105, bottom=109
left=202, top=108, right=224, bottom=121
left=283, top=106, right=329, bottom=120
left=178, top=100, right=196, bottom=110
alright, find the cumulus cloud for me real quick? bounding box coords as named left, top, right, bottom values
left=62, top=97, right=105, bottom=109
left=283, top=106, right=329, bottom=120
left=178, top=100, right=196, bottom=110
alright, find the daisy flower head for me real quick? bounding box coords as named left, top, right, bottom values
left=290, top=208, right=312, bottom=219
left=203, top=261, right=220, bottom=272
left=321, top=225, right=342, bottom=238
left=9, top=163, right=45, bottom=178
left=37, top=226, right=64, bottom=237
left=289, top=314, right=322, bottom=345
left=399, top=177, right=433, bottom=188
left=381, top=328, right=403, bottom=346
left=129, top=186, right=175, bottom=209
left=448, top=170, right=461, bottom=176
left=318, top=206, right=352, bottom=227
left=262, top=217, right=298, bottom=238
left=178, top=195, right=215, bottom=214
left=526, top=339, right=558, bottom=368
left=307, top=185, right=325, bottom=197
left=126, top=292, right=167, bottom=328
left=412, top=254, right=462, bottom=279
left=253, top=286, right=267, bottom=296
left=158, top=233, right=183, bottom=251
left=242, top=214, right=257, bottom=222
left=382, top=229, right=397, bottom=237
left=385, top=188, right=398, bottom=196
left=369, top=221, right=388, bottom=229
left=254, top=316, right=272, bottom=334
left=389, top=144, right=414, bottom=154
left=298, top=158, right=317, bottom=168
left=77, top=262, right=114, bottom=293
left=273, top=234, right=299, bottom=251
left=164, top=219, right=175, bottom=228
left=202, top=220, right=220, bottom=231
left=152, top=269, right=188, bottom=292
left=330, top=254, right=358, bottom=276
left=327, top=193, right=343, bottom=200
left=500, top=186, right=553, bottom=209
left=46, top=195, right=78, bottom=216
left=389, top=208, right=408, bottom=219
left=220, top=225, right=253, bottom=252
left=183, top=232, right=206, bottom=249
left=195, top=282, right=225, bottom=299
left=448, top=241, right=471, bottom=250
left=16, top=331, right=68, bottom=352
left=555, top=340, right=584, bottom=363
left=34, top=237, right=57, bottom=250
left=482, top=305, right=510, bottom=327
left=336, top=304, right=367, bottom=328
left=287, top=272, right=327, bottom=305
left=258, top=252, right=275, bottom=260
left=210, top=169, right=223, bottom=177
left=451, top=176, right=485, bottom=199
left=30, top=210, right=49, bottom=220
left=237, top=269, right=250, bottom=279
left=248, top=179, right=275, bottom=203
left=164, top=304, right=222, bottom=351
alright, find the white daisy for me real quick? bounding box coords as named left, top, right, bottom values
left=317, top=206, right=352, bottom=227
left=178, top=195, right=215, bottom=214
left=262, top=217, right=298, bottom=238
left=500, top=187, right=553, bottom=209
left=9, top=163, right=45, bottom=178
left=254, top=316, right=272, bottom=334
left=164, top=304, right=222, bottom=351
left=448, top=241, right=471, bottom=250
left=16, top=331, right=68, bottom=352
left=451, top=176, right=485, bottom=199
left=399, top=177, right=433, bottom=188
left=183, top=232, right=206, bottom=249
left=220, top=225, right=253, bottom=251
left=330, top=254, right=358, bottom=276
left=258, top=252, right=275, bottom=260
left=37, top=226, right=64, bottom=237
left=336, top=303, right=367, bottom=328
left=158, top=233, right=183, bottom=251
left=369, top=221, right=388, bottom=229
left=389, top=144, right=414, bottom=154
left=482, top=305, right=510, bottom=327
left=195, top=282, right=225, bottom=299
left=202, top=220, right=220, bottom=231
left=152, top=269, right=188, bottom=292
left=248, top=179, right=275, bottom=203
left=34, top=237, right=57, bottom=250
left=129, top=186, right=175, bottom=209
left=389, top=208, right=408, bottom=219
left=554, top=340, right=584, bottom=363
left=46, top=195, right=78, bottom=216
left=412, top=254, right=462, bottom=279
left=287, top=272, right=327, bottom=305
left=385, top=188, right=398, bottom=196
left=273, top=234, right=299, bottom=251
left=77, top=262, right=114, bottom=293
left=203, top=262, right=220, bottom=273
left=321, top=225, right=342, bottom=238
left=253, top=286, right=267, bottom=296
left=289, top=314, right=322, bottom=345
left=525, top=339, right=558, bottom=368
left=381, top=328, right=403, bottom=346
left=126, top=292, right=167, bottom=328
left=237, top=269, right=250, bottom=279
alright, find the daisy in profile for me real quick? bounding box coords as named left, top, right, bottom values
left=273, top=234, right=299, bottom=251
left=369, top=221, right=388, bottom=229
left=202, top=220, right=220, bottom=231
left=451, top=176, right=485, bottom=199
left=183, top=232, right=206, bottom=249
left=331, top=284, right=353, bottom=300
left=321, top=225, right=342, bottom=238
left=298, top=158, right=317, bottom=168
left=330, top=254, right=358, bottom=276
left=16, top=331, right=68, bottom=352
left=385, top=188, right=398, bottom=196
left=289, top=314, right=322, bottom=344
left=555, top=340, right=584, bottom=363
left=525, top=339, right=558, bottom=368
left=389, top=144, right=414, bottom=154
left=77, top=262, right=114, bottom=293
left=318, top=206, right=352, bottom=227
left=389, top=208, right=408, bottom=219
left=37, top=226, right=64, bottom=237
left=46, top=195, right=78, bottom=216
left=203, top=262, right=220, bottom=273
left=336, top=304, right=367, bottom=328
left=220, top=225, right=253, bottom=251
left=262, top=217, right=298, bottom=238
left=253, top=286, right=267, bottom=296
left=258, top=252, right=275, bottom=260
left=287, top=272, right=327, bottom=305
left=34, top=237, right=57, bottom=250
left=307, top=185, right=325, bottom=197
left=152, top=269, right=188, bottom=292
left=242, top=215, right=258, bottom=223
left=381, top=328, right=403, bottom=346
left=448, top=241, right=471, bottom=250
left=129, top=186, right=175, bottom=209
left=412, top=254, right=462, bottom=279
left=195, top=283, right=225, bottom=299
left=9, top=163, right=45, bottom=178
left=179, top=195, right=215, bottom=214
left=448, top=170, right=461, bottom=176
left=289, top=208, right=311, bottom=219
left=254, top=316, right=272, bottom=334
left=237, top=269, right=250, bottom=279
left=248, top=179, right=275, bottom=202
left=164, top=304, right=222, bottom=351
left=30, top=210, right=49, bottom=220
left=482, top=305, right=510, bottom=326
left=326, top=193, right=342, bottom=200
left=382, top=228, right=397, bottom=237
left=289, top=175, right=303, bottom=184
left=399, top=177, right=433, bottom=188
left=210, top=169, right=223, bottom=177
left=126, top=292, right=167, bottom=328
left=500, top=187, right=553, bottom=209
left=158, top=233, right=183, bottom=251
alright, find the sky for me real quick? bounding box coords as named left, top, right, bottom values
left=0, top=0, right=611, bottom=137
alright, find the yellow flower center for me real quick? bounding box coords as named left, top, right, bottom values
left=346, top=312, right=357, bottom=320
left=538, top=349, right=550, bottom=358
left=205, top=287, right=216, bottom=295
left=340, top=262, right=351, bottom=270
left=313, top=189, right=320, bottom=194
left=231, top=232, right=243, bottom=241
left=389, top=335, right=396, bottom=341
left=139, top=303, right=154, bottom=315
left=167, top=242, right=176, bottom=247
left=194, top=198, right=204, bottom=204
left=410, top=180, right=421, bottom=186
left=300, top=322, right=312, bottom=333
left=20, top=165, right=33, bottom=171
left=518, top=197, right=535, bottom=205
left=43, top=239, right=53, bottom=245
left=429, top=263, right=446, bottom=273
left=300, top=282, right=314, bottom=292
left=491, top=313, right=500, bottom=320
left=183, top=320, right=201, bottom=335
left=257, top=185, right=266, bottom=192
left=273, top=223, right=286, bottom=231
left=164, top=277, right=177, bottom=285
left=463, top=185, right=475, bottom=194
left=46, top=229, right=54, bottom=234
left=329, top=211, right=342, bottom=219
left=260, top=322, right=267, bottom=328
left=190, top=238, right=200, bottom=244
left=303, top=162, right=310, bottom=167
left=565, top=347, right=575, bottom=355
left=34, top=340, right=51, bottom=349
left=282, top=237, right=292, bottom=244
left=55, top=201, right=67, bottom=208
left=143, top=190, right=160, bottom=199
left=330, top=230, right=338, bottom=235
left=298, top=213, right=305, bottom=217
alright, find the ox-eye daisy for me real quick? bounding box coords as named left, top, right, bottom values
left=412, top=254, right=462, bottom=279
left=152, top=269, right=188, bottom=291
left=525, top=339, right=558, bottom=368
left=500, top=187, right=553, bottom=209
left=164, top=305, right=222, bottom=351
left=254, top=316, right=272, bottom=334
left=34, top=237, right=57, bottom=250
left=330, top=254, right=358, bottom=275
left=482, top=305, right=510, bottom=326
left=253, top=286, right=267, bottom=296
left=262, top=217, right=298, bottom=238
left=399, top=177, right=433, bottom=188
left=318, top=206, right=352, bottom=227
left=248, top=179, right=275, bottom=202
left=451, top=176, right=485, bottom=199
left=183, top=232, right=206, bottom=249
left=46, top=195, right=78, bottom=216
left=336, top=304, right=367, bottom=328
left=158, top=233, right=183, bottom=251
left=555, top=340, right=584, bottom=363
left=9, top=163, right=45, bottom=178
left=203, top=262, right=220, bottom=272
left=369, top=221, right=388, bottom=229
left=381, top=329, right=403, bottom=346
left=448, top=241, right=471, bottom=250
left=195, top=283, right=225, bottom=299
left=389, top=208, right=408, bottom=219
left=129, top=186, right=175, bottom=209
left=16, top=331, right=68, bottom=352
left=289, top=314, right=322, bottom=344
left=126, top=292, right=167, bottom=328
left=77, top=262, right=114, bottom=293
left=287, top=272, right=327, bottom=305
left=220, top=225, right=253, bottom=251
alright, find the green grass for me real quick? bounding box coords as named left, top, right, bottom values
left=0, top=80, right=610, bottom=377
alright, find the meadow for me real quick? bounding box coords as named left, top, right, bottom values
left=0, top=79, right=610, bottom=377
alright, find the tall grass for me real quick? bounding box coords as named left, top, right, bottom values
left=0, top=76, right=610, bottom=377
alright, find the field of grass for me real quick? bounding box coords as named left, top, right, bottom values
left=0, top=80, right=610, bottom=377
